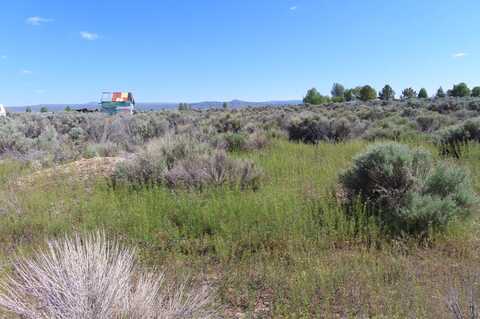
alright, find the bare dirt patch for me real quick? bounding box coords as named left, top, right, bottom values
left=15, top=157, right=124, bottom=189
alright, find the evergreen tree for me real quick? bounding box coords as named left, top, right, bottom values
left=359, top=85, right=377, bottom=101
left=344, top=89, right=355, bottom=101
left=178, top=103, right=191, bottom=111
left=303, top=88, right=329, bottom=105
left=436, top=87, right=446, bottom=98
left=401, top=88, right=417, bottom=99
left=331, top=83, right=345, bottom=99
left=379, top=85, right=395, bottom=101
left=450, top=83, right=471, bottom=97
left=472, top=87, right=480, bottom=97
left=418, top=88, right=428, bottom=99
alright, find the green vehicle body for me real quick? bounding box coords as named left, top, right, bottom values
left=100, top=92, right=135, bottom=115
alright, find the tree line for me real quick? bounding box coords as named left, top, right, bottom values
left=303, top=82, right=480, bottom=105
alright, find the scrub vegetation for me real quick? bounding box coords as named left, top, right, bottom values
left=1, top=92, right=480, bottom=317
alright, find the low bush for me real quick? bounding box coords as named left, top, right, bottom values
left=245, top=131, right=270, bottom=150
left=111, top=151, right=167, bottom=187
left=287, top=117, right=331, bottom=144
left=165, top=151, right=261, bottom=190
left=288, top=116, right=355, bottom=144
left=436, top=118, right=480, bottom=157
left=84, top=142, right=122, bottom=158
left=224, top=133, right=248, bottom=152
left=112, top=135, right=261, bottom=190
left=340, top=143, right=476, bottom=235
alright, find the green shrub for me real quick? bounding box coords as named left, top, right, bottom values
left=214, top=115, right=242, bottom=133
left=84, top=142, right=121, bottom=158
left=472, top=87, right=480, bottom=97
left=436, top=118, right=480, bottom=158
left=436, top=87, right=446, bottom=98
left=467, top=101, right=480, bottom=111
left=224, top=133, right=248, bottom=152
left=379, top=85, right=395, bottom=101
left=402, top=88, right=417, bottom=99
left=303, top=88, right=330, bottom=105
left=340, top=143, right=476, bottom=235
left=359, top=85, right=377, bottom=101
left=287, top=117, right=331, bottom=144
left=450, top=83, right=471, bottom=97
left=165, top=151, right=262, bottom=190
left=245, top=131, right=269, bottom=150
left=418, top=88, right=429, bottom=99
left=288, top=116, right=362, bottom=144
left=111, top=149, right=167, bottom=188
left=112, top=135, right=261, bottom=190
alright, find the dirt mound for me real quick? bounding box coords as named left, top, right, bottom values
left=15, top=157, right=124, bottom=188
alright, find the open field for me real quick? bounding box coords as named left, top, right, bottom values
left=2, top=98, right=480, bottom=317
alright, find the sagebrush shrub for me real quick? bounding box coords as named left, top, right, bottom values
left=112, top=135, right=261, bottom=190
left=111, top=149, right=167, bottom=187
left=245, top=131, right=269, bottom=150
left=340, top=143, right=476, bottom=235
left=0, top=232, right=216, bottom=319
left=224, top=133, right=248, bottom=152
left=436, top=118, right=480, bottom=158
left=165, top=151, right=261, bottom=190
left=84, top=142, right=122, bottom=158
left=287, top=117, right=332, bottom=144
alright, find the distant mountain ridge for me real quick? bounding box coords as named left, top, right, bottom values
left=5, top=99, right=303, bottom=112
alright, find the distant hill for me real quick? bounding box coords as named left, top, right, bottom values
left=5, top=99, right=303, bottom=113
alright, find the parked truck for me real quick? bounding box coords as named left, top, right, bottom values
left=100, top=92, right=135, bottom=115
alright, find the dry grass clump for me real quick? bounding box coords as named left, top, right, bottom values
left=0, top=232, right=217, bottom=319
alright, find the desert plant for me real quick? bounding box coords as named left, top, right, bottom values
left=359, top=85, right=377, bottom=101
left=418, top=88, right=429, bottom=99
left=472, top=87, right=480, bottom=98
left=111, top=142, right=169, bottom=187
left=340, top=143, right=476, bottom=235
left=224, top=133, right=248, bottom=152
left=178, top=103, right=191, bottom=111
left=287, top=117, right=332, bottom=144
left=436, top=87, right=446, bottom=98
left=402, top=88, right=417, bottom=100
left=331, top=83, right=345, bottom=99
left=344, top=88, right=355, bottom=101
left=450, top=83, right=471, bottom=98
left=303, top=88, right=329, bottom=105
left=0, top=232, right=216, bottom=319
left=379, top=85, right=395, bottom=101
left=112, top=135, right=261, bottom=190
left=415, top=114, right=444, bottom=133
left=436, top=118, right=480, bottom=158
left=165, top=151, right=261, bottom=190
left=245, top=131, right=269, bottom=150
left=84, top=142, right=121, bottom=158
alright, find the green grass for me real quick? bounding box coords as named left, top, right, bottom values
left=1, top=139, right=480, bottom=317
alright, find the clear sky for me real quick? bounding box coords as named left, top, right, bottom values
left=1, top=0, right=479, bottom=105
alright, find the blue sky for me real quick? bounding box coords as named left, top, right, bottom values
left=1, top=0, right=479, bottom=105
